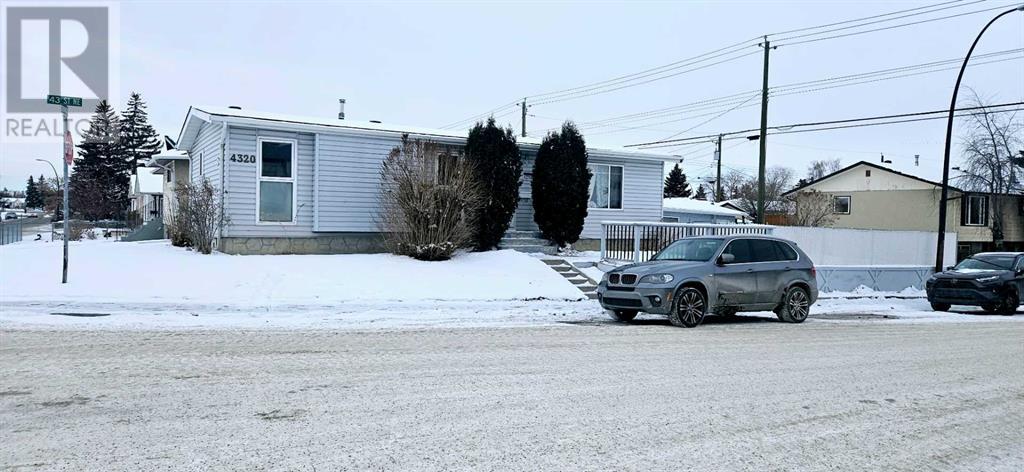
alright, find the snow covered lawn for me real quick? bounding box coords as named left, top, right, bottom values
left=0, top=239, right=583, bottom=306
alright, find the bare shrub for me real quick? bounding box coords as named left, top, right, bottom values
left=377, top=136, right=482, bottom=261
left=171, top=179, right=222, bottom=254
left=791, top=190, right=837, bottom=227
left=66, top=221, right=91, bottom=241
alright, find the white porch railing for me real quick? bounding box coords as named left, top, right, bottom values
left=600, top=221, right=774, bottom=263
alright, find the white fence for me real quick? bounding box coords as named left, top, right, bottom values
left=772, top=226, right=957, bottom=267
left=599, top=222, right=958, bottom=292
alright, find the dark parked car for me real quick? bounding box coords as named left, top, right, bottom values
left=597, top=235, right=818, bottom=328
left=926, top=252, right=1023, bottom=315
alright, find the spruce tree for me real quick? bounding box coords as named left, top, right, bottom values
left=25, top=176, right=39, bottom=208
left=466, top=117, right=522, bottom=251
left=120, top=92, right=161, bottom=173
left=694, top=184, right=708, bottom=201
left=663, top=163, right=691, bottom=198
left=531, top=121, right=590, bottom=248
left=71, top=100, right=128, bottom=220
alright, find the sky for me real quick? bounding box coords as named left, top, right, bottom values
left=2, top=0, right=1023, bottom=191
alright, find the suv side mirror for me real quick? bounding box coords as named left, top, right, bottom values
left=717, top=253, right=735, bottom=266
left=945, top=266, right=955, bottom=271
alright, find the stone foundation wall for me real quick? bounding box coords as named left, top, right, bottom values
left=219, top=234, right=387, bottom=255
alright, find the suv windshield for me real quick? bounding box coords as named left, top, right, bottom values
left=954, top=255, right=1015, bottom=271
left=652, top=238, right=724, bottom=262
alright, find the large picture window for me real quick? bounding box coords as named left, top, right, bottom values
left=961, top=194, right=987, bottom=226
left=588, top=164, right=623, bottom=209
left=257, top=138, right=296, bottom=223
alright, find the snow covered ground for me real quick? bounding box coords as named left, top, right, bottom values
left=1, top=239, right=1020, bottom=331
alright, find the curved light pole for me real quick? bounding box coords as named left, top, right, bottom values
left=935, top=5, right=1024, bottom=273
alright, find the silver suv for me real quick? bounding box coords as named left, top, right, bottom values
left=597, top=235, right=818, bottom=328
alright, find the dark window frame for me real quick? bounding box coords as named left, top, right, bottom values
left=833, top=195, right=851, bottom=215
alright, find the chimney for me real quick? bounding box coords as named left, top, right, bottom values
left=338, top=99, right=346, bottom=120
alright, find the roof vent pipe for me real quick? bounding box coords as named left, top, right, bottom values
left=338, top=99, right=346, bottom=120
left=228, top=105, right=241, bottom=110
left=370, top=120, right=381, bottom=124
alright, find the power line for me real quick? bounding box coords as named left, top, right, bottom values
left=765, top=0, right=970, bottom=37
left=542, top=49, right=1021, bottom=135
left=629, top=101, right=1024, bottom=148
left=656, top=93, right=762, bottom=141
left=530, top=50, right=761, bottom=106
left=774, top=3, right=1015, bottom=47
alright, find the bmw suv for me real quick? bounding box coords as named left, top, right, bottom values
left=597, top=235, right=818, bottom=328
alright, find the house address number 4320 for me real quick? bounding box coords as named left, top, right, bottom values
left=230, top=153, right=255, bottom=163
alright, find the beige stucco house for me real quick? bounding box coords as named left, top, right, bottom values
left=782, top=161, right=1023, bottom=260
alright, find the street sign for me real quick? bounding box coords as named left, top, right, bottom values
left=46, top=94, right=83, bottom=107
left=64, top=131, right=74, bottom=165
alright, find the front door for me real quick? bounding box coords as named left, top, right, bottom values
left=715, top=239, right=758, bottom=306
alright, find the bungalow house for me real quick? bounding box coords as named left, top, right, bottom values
left=782, top=160, right=1024, bottom=260
left=128, top=171, right=164, bottom=225
left=169, top=105, right=674, bottom=254
left=662, top=197, right=749, bottom=224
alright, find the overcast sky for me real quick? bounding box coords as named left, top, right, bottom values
left=2, top=0, right=1022, bottom=191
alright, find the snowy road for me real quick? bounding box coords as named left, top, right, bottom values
left=2, top=320, right=1022, bottom=470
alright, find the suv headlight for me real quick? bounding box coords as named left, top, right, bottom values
left=639, top=274, right=674, bottom=284
left=976, top=275, right=1000, bottom=284
left=601, top=272, right=609, bottom=283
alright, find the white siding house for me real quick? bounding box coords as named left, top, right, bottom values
left=175, top=106, right=673, bottom=254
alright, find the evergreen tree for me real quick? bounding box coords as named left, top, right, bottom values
left=663, top=163, right=691, bottom=198
left=466, top=117, right=523, bottom=251
left=25, top=175, right=40, bottom=208
left=694, top=184, right=708, bottom=201
left=531, top=121, right=590, bottom=248
left=71, top=100, right=129, bottom=220
left=120, top=92, right=161, bottom=173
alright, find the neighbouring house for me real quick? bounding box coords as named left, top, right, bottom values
left=714, top=198, right=792, bottom=224
left=128, top=171, right=163, bottom=224
left=146, top=147, right=189, bottom=234
left=782, top=160, right=1024, bottom=260
left=662, top=197, right=749, bottom=224
left=169, top=105, right=674, bottom=254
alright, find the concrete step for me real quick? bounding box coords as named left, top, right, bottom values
left=578, top=284, right=597, bottom=292
left=504, top=230, right=542, bottom=238
left=503, top=245, right=557, bottom=255
left=567, top=277, right=588, bottom=285
left=501, top=238, right=551, bottom=247
left=541, top=259, right=563, bottom=266
left=586, top=292, right=599, bottom=300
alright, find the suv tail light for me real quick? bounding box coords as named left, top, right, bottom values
left=810, top=266, right=817, bottom=278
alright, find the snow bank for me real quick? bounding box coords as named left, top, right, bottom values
left=0, top=241, right=584, bottom=305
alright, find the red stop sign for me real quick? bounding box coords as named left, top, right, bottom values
left=64, top=131, right=74, bottom=165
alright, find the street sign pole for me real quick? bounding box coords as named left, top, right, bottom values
left=61, top=104, right=70, bottom=284
left=48, top=94, right=80, bottom=284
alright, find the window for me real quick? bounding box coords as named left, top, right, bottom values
left=257, top=138, right=296, bottom=223
left=865, top=170, right=871, bottom=177
left=774, top=241, right=799, bottom=261
left=833, top=195, right=851, bottom=214
left=722, top=239, right=754, bottom=264
left=197, top=152, right=204, bottom=177
left=437, top=153, right=459, bottom=185
left=961, top=194, right=987, bottom=226
left=588, top=164, right=623, bottom=209
left=652, top=238, right=724, bottom=262
left=749, top=239, right=782, bottom=262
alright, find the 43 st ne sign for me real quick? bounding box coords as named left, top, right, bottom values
left=46, top=95, right=84, bottom=107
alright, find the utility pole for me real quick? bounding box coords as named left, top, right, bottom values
left=520, top=98, right=528, bottom=137
left=714, top=134, right=723, bottom=202
left=756, top=36, right=772, bottom=224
